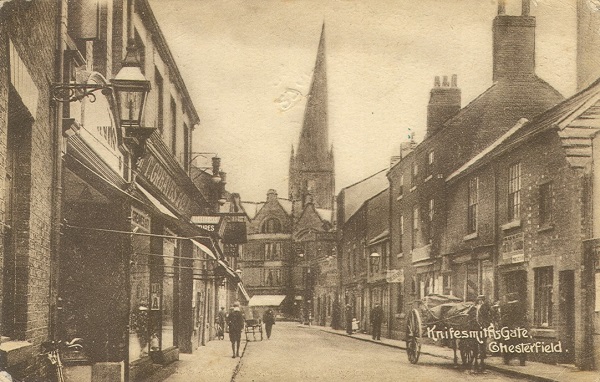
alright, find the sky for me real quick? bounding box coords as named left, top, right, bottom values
left=149, top=0, right=577, bottom=203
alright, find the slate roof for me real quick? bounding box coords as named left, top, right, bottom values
left=340, top=169, right=388, bottom=223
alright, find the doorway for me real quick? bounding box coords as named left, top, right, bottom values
left=558, top=270, right=575, bottom=363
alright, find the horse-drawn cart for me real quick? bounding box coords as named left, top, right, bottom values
left=405, top=294, right=493, bottom=371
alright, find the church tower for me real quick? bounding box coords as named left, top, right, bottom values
left=289, top=24, right=335, bottom=210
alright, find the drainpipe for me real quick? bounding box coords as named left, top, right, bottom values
left=50, top=0, right=67, bottom=342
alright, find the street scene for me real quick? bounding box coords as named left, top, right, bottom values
left=1, top=0, right=600, bottom=381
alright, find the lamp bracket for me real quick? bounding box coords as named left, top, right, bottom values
left=51, top=83, right=112, bottom=103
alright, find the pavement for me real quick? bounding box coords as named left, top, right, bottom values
left=140, top=337, right=246, bottom=382
left=309, top=324, right=599, bottom=382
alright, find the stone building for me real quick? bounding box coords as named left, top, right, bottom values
left=238, top=24, right=336, bottom=322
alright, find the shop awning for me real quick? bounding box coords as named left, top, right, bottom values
left=217, top=259, right=238, bottom=279
left=190, top=239, right=217, bottom=260
left=248, top=295, right=286, bottom=307
left=238, top=283, right=250, bottom=302
left=138, top=185, right=178, bottom=219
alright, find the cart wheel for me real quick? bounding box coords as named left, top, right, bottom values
left=406, top=309, right=422, bottom=364
left=460, top=339, right=474, bottom=367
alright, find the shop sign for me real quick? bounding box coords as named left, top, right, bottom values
left=138, top=155, right=194, bottom=214
left=79, top=79, right=124, bottom=176
left=191, top=215, right=221, bottom=232
left=511, top=254, right=525, bottom=263
left=386, top=269, right=404, bottom=283
left=501, top=232, right=524, bottom=262
left=131, top=207, right=151, bottom=232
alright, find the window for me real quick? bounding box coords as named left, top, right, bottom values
left=534, top=267, right=553, bottom=327
left=412, top=205, right=419, bottom=249
left=508, top=162, right=521, bottom=221
left=468, top=177, right=479, bottom=233
left=261, top=218, right=281, bottom=233
left=427, top=151, right=434, bottom=177
left=155, top=68, right=164, bottom=134
left=428, top=199, right=435, bottom=242
left=411, top=162, right=418, bottom=187
left=264, top=243, right=281, bottom=261
left=398, top=215, right=404, bottom=253
left=170, top=97, right=177, bottom=154
left=539, top=182, right=553, bottom=225
left=183, top=123, right=190, bottom=171
left=398, top=175, right=404, bottom=197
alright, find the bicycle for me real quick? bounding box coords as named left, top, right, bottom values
left=40, top=338, right=83, bottom=382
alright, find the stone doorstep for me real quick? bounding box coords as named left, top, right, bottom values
left=0, top=340, right=33, bottom=367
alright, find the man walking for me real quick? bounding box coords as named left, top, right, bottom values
left=345, top=304, right=353, bottom=334
left=227, top=302, right=245, bottom=358
left=217, top=307, right=227, bottom=340
left=370, top=303, right=384, bottom=340
left=262, top=308, right=276, bottom=339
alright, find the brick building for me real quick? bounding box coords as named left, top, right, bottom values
left=0, top=1, right=59, bottom=379
left=0, top=1, right=243, bottom=380
left=386, top=0, right=563, bottom=341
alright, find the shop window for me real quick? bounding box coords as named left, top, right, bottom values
left=261, top=218, right=281, bottom=233
left=396, top=283, right=404, bottom=313
left=162, top=233, right=177, bottom=348
left=539, top=182, right=553, bottom=225
left=443, top=274, right=452, bottom=295
left=468, top=177, right=479, bottom=233
left=508, top=162, right=521, bottom=221
left=534, top=267, right=553, bottom=327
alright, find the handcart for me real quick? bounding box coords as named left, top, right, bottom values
left=244, top=318, right=263, bottom=341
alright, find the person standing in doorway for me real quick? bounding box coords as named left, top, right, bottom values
left=262, top=309, right=276, bottom=339
left=216, top=307, right=226, bottom=340
left=345, top=304, right=353, bottom=334
left=370, top=303, right=384, bottom=340
left=227, top=302, right=245, bottom=358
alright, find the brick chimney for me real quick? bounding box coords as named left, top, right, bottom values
left=493, top=0, right=536, bottom=81
left=426, top=74, right=461, bottom=136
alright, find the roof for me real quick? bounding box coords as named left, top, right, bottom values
left=241, top=197, right=293, bottom=221
left=248, top=295, right=286, bottom=307
left=340, top=169, right=388, bottom=223
left=446, top=77, right=600, bottom=181
left=440, top=77, right=563, bottom=154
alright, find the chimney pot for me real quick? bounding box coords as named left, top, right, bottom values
left=434, top=76, right=441, bottom=87
left=498, top=0, right=506, bottom=15
left=442, top=75, right=449, bottom=87
left=451, top=74, right=458, bottom=87
left=522, top=0, right=530, bottom=16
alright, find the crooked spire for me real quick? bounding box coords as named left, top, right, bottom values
left=296, top=23, right=330, bottom=171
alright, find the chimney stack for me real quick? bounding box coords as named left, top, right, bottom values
left=267, top=189, right=278, bottom=202
left=426, top=74, right=461, bottom=137
left=492, top=0, right=536, bottom=81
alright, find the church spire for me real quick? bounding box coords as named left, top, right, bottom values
left=296, top=23, right=329, bottom=171
left=289, top=23, right=335, bottom=210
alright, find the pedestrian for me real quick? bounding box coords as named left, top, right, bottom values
left=227, top=301, right=245, bottom=358
left=262, top=308, right=276, bottom=339
left=217, top=307, right=226, bottom=340
left=351, top=318, right=359, bottom=333
left=345, top=304, right=353, bottom=334
left=370, top=303, right=384, bottom=340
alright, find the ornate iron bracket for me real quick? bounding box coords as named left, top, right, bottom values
left=51, top=83, right=112, bottom=103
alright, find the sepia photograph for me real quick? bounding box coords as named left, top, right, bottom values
left=0, top=0, right=599, bottom=381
